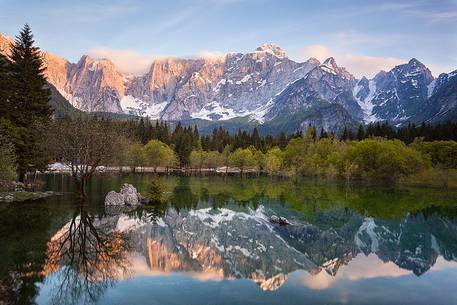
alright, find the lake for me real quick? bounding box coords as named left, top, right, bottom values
left=1, top=174, right=457, bottom=305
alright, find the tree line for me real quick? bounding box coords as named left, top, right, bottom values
left=342, top=121, right=457, bottom=143
left=52, top=118, right=457, bottom=185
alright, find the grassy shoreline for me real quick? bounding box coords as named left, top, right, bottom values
left=42, top=167, right=457, bottom=190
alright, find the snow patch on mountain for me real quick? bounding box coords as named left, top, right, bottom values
left=353, top=80, right=378, bottom=123
left=250, top=98, right=275, bottom=123
left=120, top=95, right=167, bottom=119
left=188, top=206, right=269, bottom=229
left=355, top=217, right=380, bottom=252
left=191, top=101, right=238, bottom=121
left=427, top=79, right=437, bottom=98
left=255, top=43, right=287, bottom=58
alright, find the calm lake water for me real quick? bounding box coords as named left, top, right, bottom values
left=1, top=174, right=457, bottom=305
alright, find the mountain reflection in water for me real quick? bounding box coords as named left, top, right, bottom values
left=73, top=204, right=457, bottom=292
left=2, top=175, right=457, bottom=305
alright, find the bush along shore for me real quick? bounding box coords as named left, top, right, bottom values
left=45, top=131, right=457, bottom=189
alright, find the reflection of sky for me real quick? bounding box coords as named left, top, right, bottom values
left=36, top=253, right=457, bottom=305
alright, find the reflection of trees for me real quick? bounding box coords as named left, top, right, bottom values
left=44, top=203, right=132, bottom=305
left=0, top=201, right=55, bottom=305
left=127, top=204, right=167, bottom=223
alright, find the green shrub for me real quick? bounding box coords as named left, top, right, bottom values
left=412, top=140, right=457, bottom=169
left=339, top=139, right=428, bottom=181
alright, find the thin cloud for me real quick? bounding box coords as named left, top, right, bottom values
left=87, top=48, right=228, bottom=75
left=88, top=47, right=157, bottom=75
left=328, top=1, right=425, bottom=18
left=303, top=44, right=408, bottom=78
left=194, top=50, right=227, bottom=60
left=414, top=10, right=457, bottom=24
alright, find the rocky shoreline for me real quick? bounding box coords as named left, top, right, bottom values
left=0, top=191, right=57, bottom=202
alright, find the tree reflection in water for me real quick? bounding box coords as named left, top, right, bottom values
left=43, top=201, right=133, bottom=305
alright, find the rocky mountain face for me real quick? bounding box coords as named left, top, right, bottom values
left=1, top=33, right=456, bottom=131
left=0, top=34, right=14, bottom=56
left=122, top=44, right=319, bottom=121
left=353, top=59, right=435, bottom=126
left=413, top=70, right=457, bottom=123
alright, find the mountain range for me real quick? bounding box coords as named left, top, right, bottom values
left=1, top=33, right=456, bottom=133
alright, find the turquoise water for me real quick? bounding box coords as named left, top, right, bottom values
left=1, top=174, right=457, bottom=305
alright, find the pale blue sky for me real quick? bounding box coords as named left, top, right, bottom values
left=0, top=0, right=455, bottom=77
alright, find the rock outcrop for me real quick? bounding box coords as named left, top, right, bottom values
left=105, top=183, right=141, bottom=206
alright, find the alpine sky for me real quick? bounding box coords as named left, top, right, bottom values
left=0, top=0, right=455, bottom=77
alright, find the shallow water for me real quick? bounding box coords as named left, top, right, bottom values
left=1, top=174, right=457, bottom=305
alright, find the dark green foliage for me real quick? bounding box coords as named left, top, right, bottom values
left=0, top=133, right=17, bottom=183
left=171, top=123, right=199, bottom=166
left=348, top=121, right=457, bottom=143
left=356, top=124, right=365, bottom=140
left=9, top=24, right=52, bottom=126
left=319, top=128, right=328, bottom=139
left=0, top=53, right=13, bottom=118
left=0, top=25, right=53, bottom=181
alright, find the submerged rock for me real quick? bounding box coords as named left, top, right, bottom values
left=104, top=183, right=142, bottom=206
left=270, top=215, right=291, bottom=226
left=4, top=195, right=14, bottom=202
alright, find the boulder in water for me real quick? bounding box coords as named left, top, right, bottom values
left=105, top=191, right=125, bottom=206
left=120, top=183, right=141, bottom=206
left=104, top=184, right=142, bottom=206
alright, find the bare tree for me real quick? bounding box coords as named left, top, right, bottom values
left=50, top=117, right=120, bottom=198
left=44, top=203, right=132, bottom=305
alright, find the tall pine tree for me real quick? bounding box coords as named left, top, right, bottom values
left=0, top=53, right=13, bottom=118
left=9, top=24, right=53, bottom=182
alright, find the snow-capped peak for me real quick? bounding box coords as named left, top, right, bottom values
left=408, top=58, right=424, bottom=67
left=322, top=57, right=338, bottom=70
left=319, top=57, right=353, bottom=79
left=255, top=43, right=287, bottom=58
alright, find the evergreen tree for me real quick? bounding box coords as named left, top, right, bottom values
left=341, top=127, right=349, bottom=141
left=278, top=132, right=287, bottom=149
left=356, top=124, right=365, bottom=140
left=9, top=24, right=53, bottom=182
left=0, top=53, right=13, bottom=119
left=306, top=124, right=317, bottom=141
left=319, top=128, right=328, bottom=139
left=252, top=127, right=261, bottom=149
left=10, top=24, right=52, bottom=126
